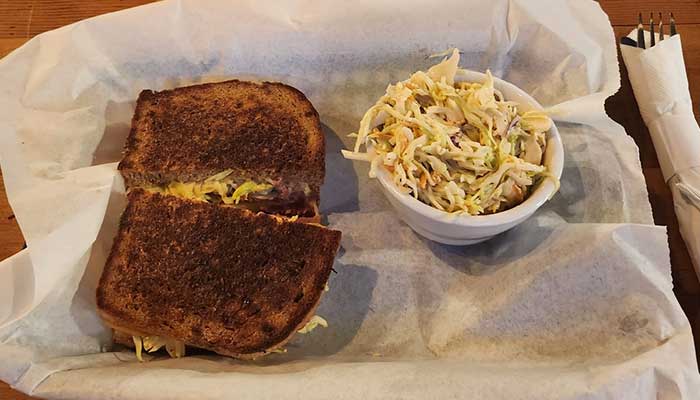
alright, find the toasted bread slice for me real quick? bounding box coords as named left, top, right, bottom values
left=97, top=189, right=341, bottom=359
left=118, top=80, right=325, bottom=198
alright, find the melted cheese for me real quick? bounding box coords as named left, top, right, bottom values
left=143, top=169, right=273, bottom=204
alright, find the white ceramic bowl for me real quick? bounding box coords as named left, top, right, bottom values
left=376, top=70, right=564, bottom=245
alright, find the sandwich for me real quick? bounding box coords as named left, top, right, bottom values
left=118, top=79, right=325, bottom=219
left=97, top=80, right=341, bottom=360
left=97, top=189, right=341, bottom=359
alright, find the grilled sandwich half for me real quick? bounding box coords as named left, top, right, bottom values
left=98, top=189, right=341, bottom=359
left=118, top=80, right=325, bottom=219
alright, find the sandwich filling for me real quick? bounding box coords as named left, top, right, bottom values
left=141, top=169, right=318, bottom=217
left=297, top=315, right=328, bottom=334
left=132, top=335, right=186, bottom=361
left=126, top=314, right=327, bottom=361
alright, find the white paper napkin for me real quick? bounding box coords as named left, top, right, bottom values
left=620, top=31, right=700, bottom=278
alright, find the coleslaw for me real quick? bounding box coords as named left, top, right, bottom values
left=342, top=49, right=559, bottom=215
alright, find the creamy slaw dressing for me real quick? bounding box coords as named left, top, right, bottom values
left=342, top=49, right=559, bottom=215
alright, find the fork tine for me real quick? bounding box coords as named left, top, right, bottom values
left=670, top=12, right=677, bottom=36
left=650, top=12, right=655, bottom=47
left=658, top=12, right=664, bottom=41
left=637, top=13, right=646, bottom=48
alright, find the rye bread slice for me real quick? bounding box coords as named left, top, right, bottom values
left=97, top=189, right=341, bottom=359
left=118, top=80, right=325, bottom=197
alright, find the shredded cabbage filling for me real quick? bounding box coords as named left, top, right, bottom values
left=342, top=49, right=559, bottom=215
left=132, top=335, right=186, bottom=362
left=297, top=315, right=328, bottom=334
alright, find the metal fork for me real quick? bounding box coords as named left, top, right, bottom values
left=633, top=12, right=677, bottom=49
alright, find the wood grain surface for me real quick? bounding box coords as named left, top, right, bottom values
left=1, top=1, right=699, bottom=399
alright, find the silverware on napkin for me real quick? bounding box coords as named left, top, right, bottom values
left=623, top=12, right=677, bottom=48
left=620, top=13, right=700, bottom=279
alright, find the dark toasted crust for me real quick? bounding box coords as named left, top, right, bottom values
left=97, top=189, right=341, bottom=358
left=118, top=80, right=325, bottom=195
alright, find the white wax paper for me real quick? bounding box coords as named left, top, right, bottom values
left=0, top=0, right=698, bottom=398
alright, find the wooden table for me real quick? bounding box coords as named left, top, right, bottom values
left=1, top=1, right=699, bottom=399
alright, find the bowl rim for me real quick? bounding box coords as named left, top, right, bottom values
left=375, top=69, right=564, bottom=227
